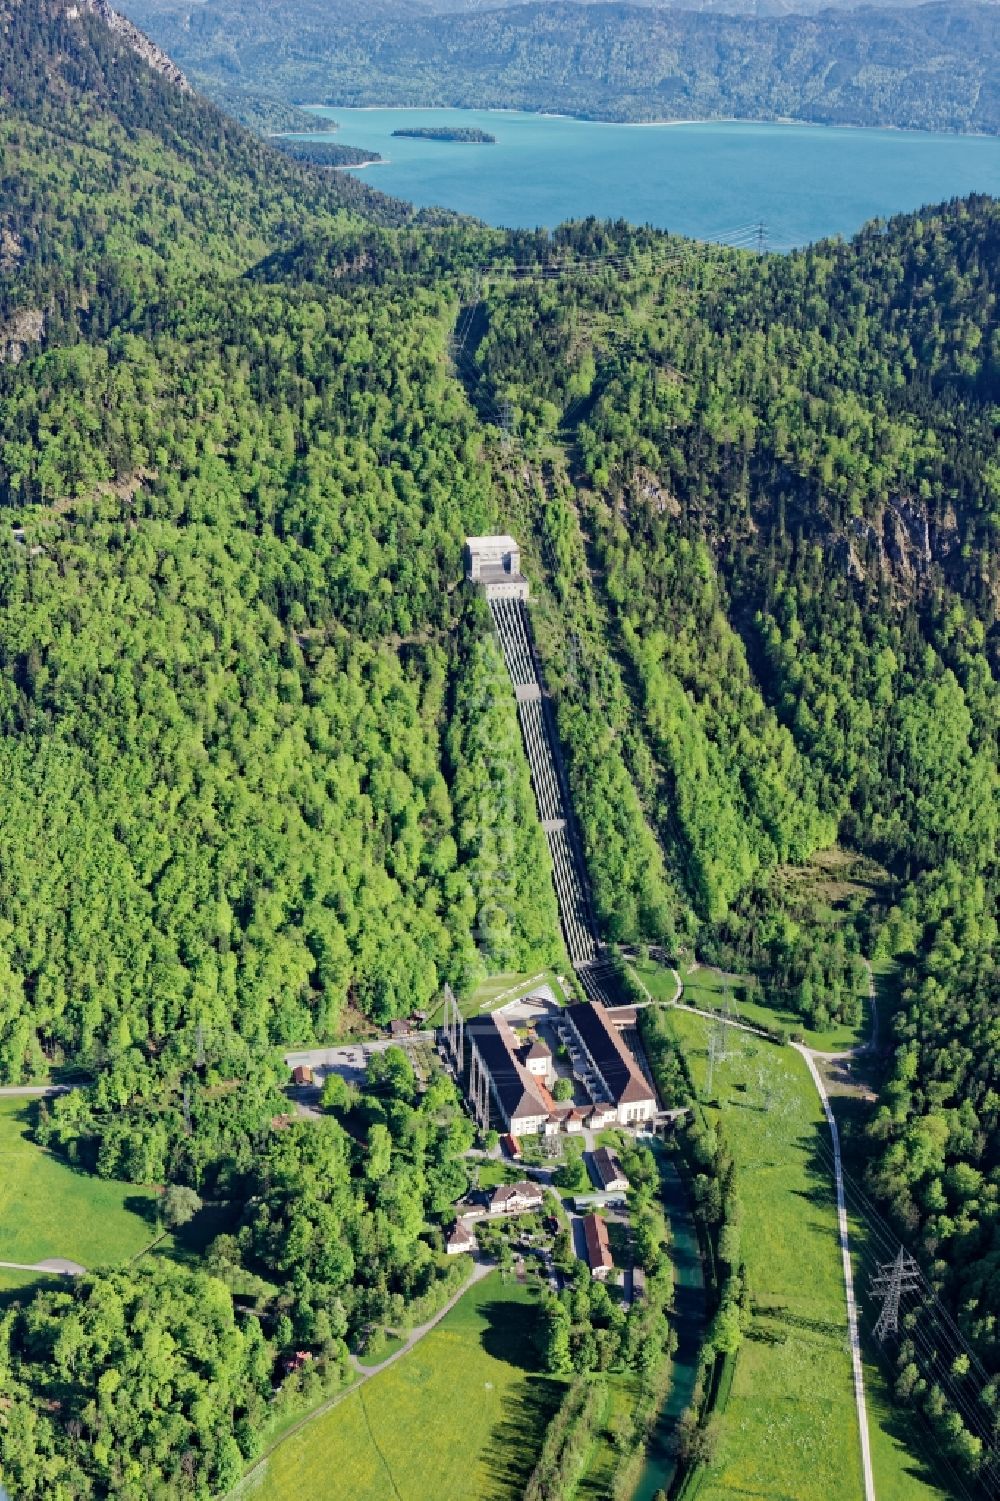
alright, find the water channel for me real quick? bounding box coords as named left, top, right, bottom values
left=632, top=1149, right=708, bottom=1501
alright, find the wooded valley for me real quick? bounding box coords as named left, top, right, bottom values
left=1, top=0, right=1000, bottom=1495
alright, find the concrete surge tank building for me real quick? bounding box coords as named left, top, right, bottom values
left=465, top=535, right=529, bottom=600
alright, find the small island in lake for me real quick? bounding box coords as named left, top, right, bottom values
left=391, top=126, right=496, bottom=143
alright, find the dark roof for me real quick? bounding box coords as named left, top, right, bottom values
left=583, top=1213, right=613, bottom=1273
left=491, top=1180, right=544, bottom=1209
left=472, top=1015, right=549, bottom=1123
left=526, top=1038, right=551, bottom=1059
left=566, top=1003, right=655, bottom=1107
left=592, top=1146, right=628, bottom=1191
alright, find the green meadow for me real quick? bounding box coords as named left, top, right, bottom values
left=632, top=955, right=870, bottom=1053
left=666, top=1009, right=947, bottom=1501
left=0, top=1096, right=158, bottom=1274
left=669, top=1008, right=863, bottom=1501
left=245, top=1273, right=561, bottom=1501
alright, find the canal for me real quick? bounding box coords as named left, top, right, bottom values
left=631, top=1149, right=708, bottom=1501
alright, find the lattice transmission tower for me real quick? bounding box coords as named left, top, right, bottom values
left=870, top=1246, right=921, bottom=1342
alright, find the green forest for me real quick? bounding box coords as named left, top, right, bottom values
left=123, top=0, right=1000, bottom=134
left=3, top=0, right=1000, bottom=1495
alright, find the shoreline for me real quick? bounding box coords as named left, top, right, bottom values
left=299, top=102, right=996, bottom=142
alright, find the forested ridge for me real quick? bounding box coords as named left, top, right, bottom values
left=123, top=0, right=1000, bottom=134
left=3, top=0, right=1000, bottom=1493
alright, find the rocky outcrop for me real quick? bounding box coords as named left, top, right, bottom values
left=0, top=307, right=44, bottom=365
left=68, top=0, right=191, bottom=91
left=0, top=228, right=24, bottom=273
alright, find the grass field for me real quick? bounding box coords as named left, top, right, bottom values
left=666, top=1010, right=949, bottom=1501
left=475, top=1158, right=520, bottom=1189
left=245, top=1273, right=563, bottom=1501
left=636, top=956, right=870, bottom=1053
left=668, top=1008, right=863, bottom=1501
left=0, top=1097, right=159, bottom=1272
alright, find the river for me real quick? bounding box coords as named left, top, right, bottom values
left=296, top=107, right=1000, bottom=247
left=631, top=1148, right=708, bottom=1501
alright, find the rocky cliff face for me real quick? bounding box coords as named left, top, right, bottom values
left=0, top=307, right=44, bottom=365
left=69, top=0, right=191, bottom=90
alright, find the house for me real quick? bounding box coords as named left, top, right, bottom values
left=489, top=1180, right=545, bottom=1216
left=389, top=1018, right=412, bottom=1039
left=591, top=1146, right=629, bottom=1195
left=446, top=1221, right=477, bottom=1255
left=291, top=1064, right=314, bottom=1087
left=282, top=1350, right=313, bottom=1375
left=582, top=1213, right=614, bottom=1280
left=523, top=1037, right=552, bottom=1081
left=564, top=1003, right=656, bottom=1125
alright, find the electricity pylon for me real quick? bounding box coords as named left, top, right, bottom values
left=870, top=1246, right=921, bottom=1342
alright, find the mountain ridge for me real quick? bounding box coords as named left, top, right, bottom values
left=72, top=0, right=191, bottom=89
left=121, top=0, right=1000, bottom=134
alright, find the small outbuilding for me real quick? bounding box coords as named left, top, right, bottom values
left=583, top=1213, right=614, bottom=1280
left=291, top=1064, right=314, bottom=1087
left=591, top=1146, right=629, bottom=1195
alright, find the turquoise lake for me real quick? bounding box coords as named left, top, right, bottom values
left=299, top=107, right=1000, bottom=246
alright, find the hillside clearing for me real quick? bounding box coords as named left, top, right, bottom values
left=0, top=1098, right=158, bottom=1272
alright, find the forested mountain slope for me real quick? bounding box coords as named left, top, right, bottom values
left=0, top=0, right=562, bottom=1083
left=0, top=8, right=564, bottom=1490
left=122, top=0, right=1000, bottom=132
left=3, top=0, right=1000, bottom=1493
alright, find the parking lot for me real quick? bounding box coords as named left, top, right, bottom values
left=284, top=1034, right=435, bottom=1092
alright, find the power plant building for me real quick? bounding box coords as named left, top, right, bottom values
left=465, top=535, right=529, bottom=600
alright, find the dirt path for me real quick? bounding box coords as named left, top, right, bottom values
left=793, top=1041, right=876, bottom=1501
left=791, top=958, right=879, bottom=1501
left=677, top=959, right=878, bottom=1501
left=0, top=1084, right=72, bottom=1098
left=674, top=1002, right=773, bottom=1039
left=0, top=1257, right=85, bottom=1275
